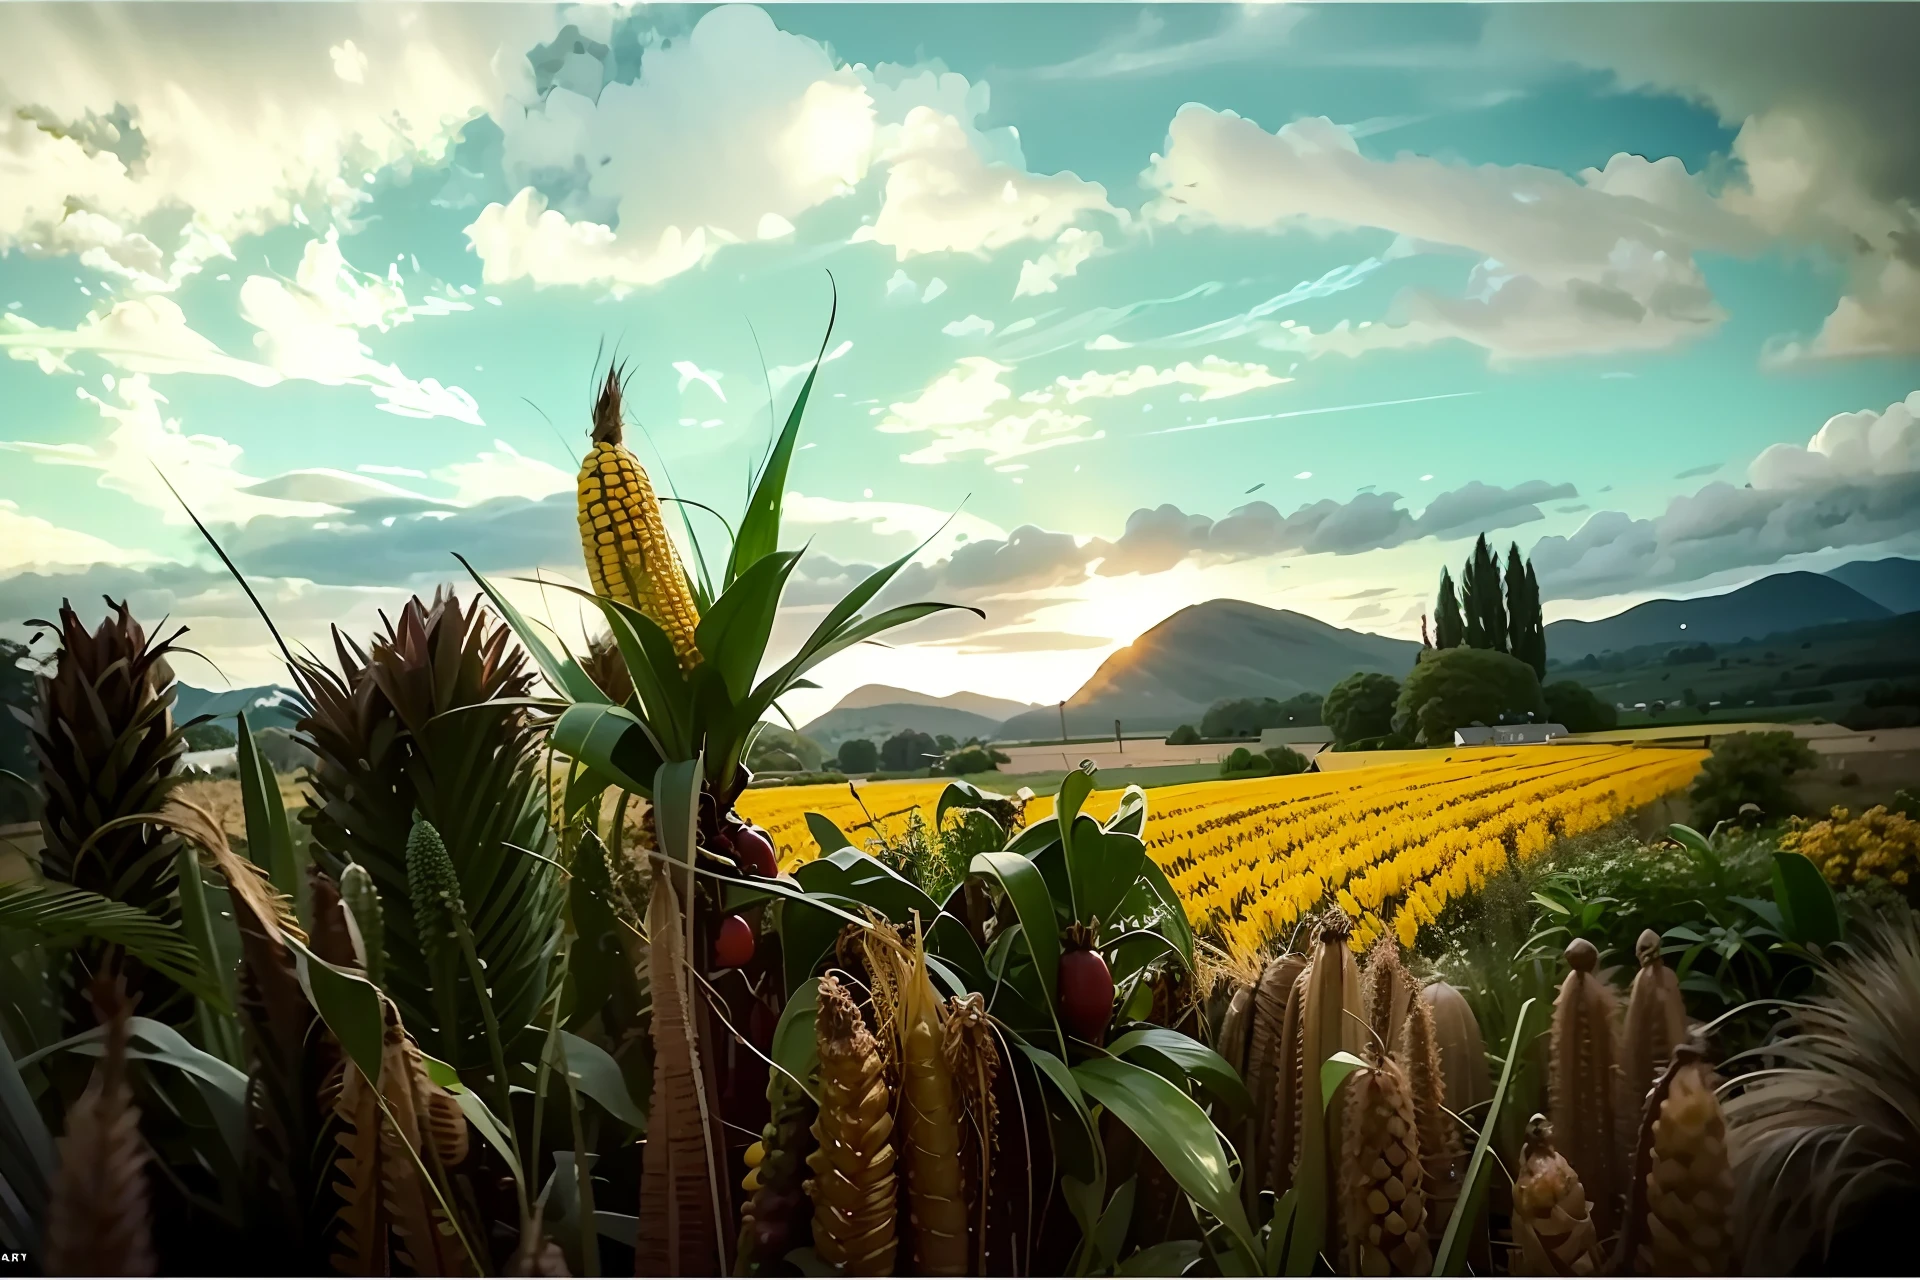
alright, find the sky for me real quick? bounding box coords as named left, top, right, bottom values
left=2, top=2, right=1917, bottom=721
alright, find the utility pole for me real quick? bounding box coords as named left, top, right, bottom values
left=1058, top=701, right=1067, bottom=744
left=1114, top=719, right=1123, bottom=754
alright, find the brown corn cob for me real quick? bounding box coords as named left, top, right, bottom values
left=1419, top=982, right=1489, bottom=1136
left=944, top=993, right=1000, bottom=1277
left=578, top=367, right=702, bottom=670
left=1248, top=953, right=1305, bottom=1203
left=1400, top=993, right=1464, bottom=1247
left=806, top=975, right=898, bottom=1275
left=1341, top=1046, right=1433, bottom=1276
left=1635, top=1049, right=1732, bottom=1276
left=1218, top=981, right=1255, bottom=1078
left=1619, top=929, right=1687, bottom=1166
left=894, top=927, right=968, bottom=1275
left=1513, top=1115, right=1604, bottom=1277
left=1362, top=937, right=1415, bottom=1054
left=1550, top=938, right=1625, bottom=1240
left=1292, top=911, right=1367, bottom=1246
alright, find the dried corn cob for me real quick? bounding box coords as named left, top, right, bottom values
left=892, top=924, right=968, bottom=1275
left=578, top=367, right=702, bottom=670
left=1248, top=953, right=1305, bottom=1203
left=1550, top=938, right=1625, bottom=1240
left=1218, top=981, right=1254, bottom=1078
left=1634, top=1048, right=1732, bottom=1276
left=1619, top=929, right=1687, bottom=1162
left=807, top=975, right=898, bottom=1275
left=1362, top=937, right=1415, bottom=1054
left=1342, top=1045, right=1432, bottom=1276
left=1400, top=993, right=1463, bottom=1247
left=944, top=993, right=1000, bottom=1276
left=1293, top=910, right=1367, bottom=1247
left=45, top=975, right=154, bottom=1277
left=1418, top=982, right=1488, bottom=1136
left=1513, top=1115, right=1604, bottom=1277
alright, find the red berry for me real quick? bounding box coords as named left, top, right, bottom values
left=1058, top=948, right=1114, bottom=1043
left=733, top=825, right=779, bottom=878
left=714, top=915, right=756, bottom=970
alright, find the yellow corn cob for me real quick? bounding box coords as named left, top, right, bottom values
left=894, top=927, right=968, bottom=1275
left=1341, top=1045, right=1432, bottom=1276
left=1513, top=1115, right=1604, bottom=1277
left=1635, top=1049, right=1732, bottom=1276
left=806, top=975, right=898, bottom=1275
left=578, top=367, right=703, bottom=670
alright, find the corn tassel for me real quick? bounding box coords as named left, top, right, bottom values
left=1619, top=929, right=1687, bottom=1164
left=1513, top=1115, right=1604, bottom=1277
left=1632, top=1049, right=1732, bottom=1276
left=578, top=368, right=702, bottom=671
left=807, top=975, right=898, bottom=1275
left=1400, top=993, right=1463, bottom=1248
left=45, top=976, right=155, bottom=1277
left=1550, top=938, right=1625, bottom=1241
left=1342, top=1046, right=1432, bottom=1276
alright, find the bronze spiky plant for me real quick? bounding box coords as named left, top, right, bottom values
left=295, top=590, right=562, bottom=1075
left=24, top=599, right=192, bottom=1029
left=1550, top=938, right=1625, bottom=1241
left=1512, top=1114, right=1604, bottom=1277
left=1401, top=992, right=1464, bottom=1247
left=1249, top=952, right=1305, bottom=1199
left=1342, top=1044, right=1432, bottom=1275
left=1620, top=928, right=1688, bottom=1154
left=43, top=973, right=154, bottom=1277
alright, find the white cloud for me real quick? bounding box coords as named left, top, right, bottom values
left=2, top=297, right=278, bottom=383
left=856, top=107, right=1121, bottom=259
left=921, top=277, right=948, bottom=303
left=885, top=269, right=920, bottom=302
left=768, top=339, right=853, bottom=393
left=1014, top=228, right=1104, bottom=298
left=0, top=500, right=158, bottom=577
left=1086, top=334, right=1130, bottom=350
left=673, top=360, right=728, bottom=402
left=942, top=315, right=996, bottom=339
left=436, top=440, right=574, bottom=505
left=1141, top=108, right=1756, bottom=360
left=876, top=356, right=1101, bottom=466
left=1748, top=391, right=1920, bottom=489
left=0, top=4, right=550, bottom=290
left=1041, top=355, right=1287, bottom=404
left=781, top=491, right=1007, bottom=559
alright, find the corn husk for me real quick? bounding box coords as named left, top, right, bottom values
left=1292, top=911, right=1366, bottom=1244
left=1633, top=1051, right=1732, bottom=1276
left=1249, top=953, right=1306, bottom=1202
left=1513, top=1115, right=1604, bottom=1276
left=806, top=975, right=898, bottom=1275
left=1341, top=1047, right=1433, bottom=1276
left=1400, top=993, right=1464, bottom=1247
left=1419, top=982, right=1489, bottom=1132
left=1619, top=929, right=1687, bottom=1163
left=1550, top=938, right=1625, bottom=1241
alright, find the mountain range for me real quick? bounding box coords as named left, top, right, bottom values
left=174, top=683, right=305, bottom=732
left=1543, top=571, right=1893, bottom=659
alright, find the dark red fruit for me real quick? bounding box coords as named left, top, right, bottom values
left=714, top=914, right=756, bottom=970
left=733, top=825, right=779, bottom=878
left=1058, top=947, right=1114, bottom=1043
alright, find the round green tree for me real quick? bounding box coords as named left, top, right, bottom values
left=835, top=736, right=879, bottom=772
left=1543, top=680, right=1618, bottom=733
left=1392, top=647, right=1546, bottom=746
left=1324, top=672, right=1401, bottom=748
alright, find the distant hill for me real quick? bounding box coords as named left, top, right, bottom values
left=997, top=600, right=1421, bottom=739
left=173, top=683, right=306, bottom=733
left=828, top=684, right=1038, bottom=722
left=1545, top=572, right=1890, bottom=660
left=801, top=702, right=1005, bottom=751
left=1825, top=556, right=1920, bottom=615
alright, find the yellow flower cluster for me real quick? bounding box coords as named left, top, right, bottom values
left=736, top=745, right=1705, bottom=965
left=1781, top=804, right=1920, bottom=890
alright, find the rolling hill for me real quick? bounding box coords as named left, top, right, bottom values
left=174, top=683, right=305, bottom=732
left=1825, top=556, right=1920, bottom=615
left=827, top=684, right=1039, bottom=722
left=996, top=600, right=1421, bottom=740
left=1544, top=572, right=1890, bottom=659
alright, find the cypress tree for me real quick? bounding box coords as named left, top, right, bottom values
left=1461, top=552, right=1485, bottom=649
left=1465, top=534, right=1506, bottom=652
left=1506, top=542, right=1528, bottom=659
left=1523, top=558, right=1547, bottom=677
left=1435, top=569, right=1464, bottom=649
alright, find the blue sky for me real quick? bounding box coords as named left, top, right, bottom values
left=2, top=3, right=1916, bottom=715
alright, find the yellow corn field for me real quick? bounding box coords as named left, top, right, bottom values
left=737, top=745, right=1705, bottom=963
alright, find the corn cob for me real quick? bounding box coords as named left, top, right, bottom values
left=1217, top=980, right=1254, bottom=1078
left=578, top=367, right=702, bottom=671
left=1619, top=929, right=1687, bottom=1164
left=1400, top=993, right=1463, bottom=1247
left=1363, top=937, right=1415, bottom=1055
left=1513, top=1115, right=1603, bottom=1277
left=736, top=1069, right=816, bottom=1276
left=1248, top=953, right=1305, bottom=1202
left=807, top=975, right=898, bottom=1275
left=944, top=993, right=1000, bottom=1276
left=1269, top=963, right=1308, bottom=1194
left=1293, top=910, right=1367, bottom=1248
left=893, top=925, right=968, bottom=1275
left=1418, top=982, right=1488, bottom=1137
left=1633, top=1048, right=1732, bottom=1276
left=1550, top=938, right=1625, bottom=1241
left=1342, top=1045, right=1432, bottom=1276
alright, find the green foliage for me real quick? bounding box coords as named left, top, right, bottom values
left=833, top=736, right=878, bottom=773
left=1689, top=730, right=1820, bottom=828
left=1324, top=671, right=1401, bottom=748
left=183, top=721, right=237, bottom=751
left=1393, top=646, right=1545, bottom=746
left=1220, top=746, right=1262, bottom=777
left=1265, top=744, right=1310, bottom=776
left=1504, top=544, right=1546, bottom=677
left=879, top=727, right=938, bottom=772
left=1199, top=693, right=1321, bottom=738
left=940, top=744, right=1001, bottom=775
left=1434, top=568, right=1464, bottom=650
left=746, top=722, right=824, bottom=772
left=0, top=638, right=32, bottom=824
left=1543, top=679, right=1617, bottom=732
left=1165, top=723, right=1200, bottom=745
left=1461, top=535, right=1507, bottom=653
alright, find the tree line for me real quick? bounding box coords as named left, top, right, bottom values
left=1433, top=534, right=1546, bottom=678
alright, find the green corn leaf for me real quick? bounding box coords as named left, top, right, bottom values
left=970, top=851, right=1063, bottom=1050
left=550, top=1031, right=647, bottom=1130
left=551, top=703, right=665, bottom=797
left=419, top=1051, right=524, bottom=1186
left=802, top=811, right=856, bottom=859
left=0, top=1016, right=56, bottom=1254
left=1108, top=1026, right=1253, bottom=1116
left=1434, top=997, right=1538, bottom=1277
left=1320, top=1050, right=1366, bottom=1108
left=1104, top=786, right=1149, bottom=838
left=770, top=979, right=821, bottom=1102
left=236, top=710, right=304, bottom=924
left=1015, top=1040, right=1105, bottom=1247
left=455, top=555, right=604, bottom=705
left=1090, top=1176, right=1138, bottom=1274
left=1118, top=1240, right=1203, bottom=1277
left=174, top=843, right=236, bottom=1016
left=24, top=1016, right=247, bottom=1164
left=726, top=286, right=837, bottom=588
left=0, top=881, right=221, bottom=1006
left=1771, top=850, right=1842, bottom=947
left=696, top=549, right=801, bottom=703
left=1072, top=1053, right=1258, bottom=1267
left=289, top=936, right=385, bottom=1086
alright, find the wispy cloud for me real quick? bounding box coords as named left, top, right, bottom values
left=1146, top=391, right=1480, bottom=437
left=1017, top=6, right=1306, bottom=82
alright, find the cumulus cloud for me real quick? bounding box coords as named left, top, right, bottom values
left=1040, top=355, right=1287, bottom=404
left=876, top=357, right=1102, bottom=466
left=436, top=441, right=574, bottom=506
left=1141, top=108, right=1755, bottom=360
left=1532, top=391, right=1920, bottom=598
left=1014, top=228, right=1104, bottom=298
left=0, top=4, right=550, bottom=291
left=942, top=315, right=996, bottom=338
left=0, top=500, right=158, bottom=577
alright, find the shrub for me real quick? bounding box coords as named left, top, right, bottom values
left=940, top=745, right=1000, bottom=775
left=1219, top=746, right=1269, bottom=778
left=1783, top=805, right=1920, bottom=896
left=748, top=722, right=826, bottom=771
left=1200, top=693, right=1321, bottom=738
left=835, top=736, right=879, bottom=773
left=1325, top=672, right=1401, bottom=748
left=1264, top=744, right=1310, bottom=776
left=182, top=720, right=237, bottom=751
left=1688, top=730, right=1819, bottom=828
left=879, top=728, right=939, bottom=772
left=1392, top=648, right=1546, bottom=747
left=1543, top=680, right=1617, bottom=733
left=1167, top=723, right=1200, bottom=745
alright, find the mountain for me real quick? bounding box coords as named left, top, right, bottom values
left=828, top=684, right=1039, bottom=722
left=997, top=600, right=1421, bottom=740
left=1545, top=571, right=1890, bottom=659
left=173, top=683, right=305, bottom=732
left=1824, top=556, right=1920, bottom=615
left=800, top=703, right=1006, bottom=752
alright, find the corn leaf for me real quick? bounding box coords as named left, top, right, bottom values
left=552, top=704, right=664, bottom=797
left=0, top=1017, right=55, bottom=1255
left=25, top=1016, right=247, bottom=1164
left=1104, top=786, right=1149, bottom=838
left=455, top=556, right=604, bottom=705
left=0, top=882, right=220, bottom=1006
left=550, top=1031, right=647, bottom=1130
left=769, top=979, right=821, bottom=1102
left=1433, top=997, right=1537, bottom=1277
left=1319, top=1050, right=1365, bottom=1107
left=1014, top=1040, right=1105, bottom=1248
left=288, top=936, right=384, bottom=1086
left=1108, top=1027, right=1252, bottom=1117
left=696, top=549, right=801, bottom=703
left=726, top=284, right=836, bottom=589
left=1090, top=1176, right=1138, bottom=1274
left=970, top=851, right=1064, bottom=1051
left=236, top=710, right=303, bottom=923
left=1771, top=850, right=1842, bottom=947
left=419, top=1050, right=526, bottom=1185
left=802, top=812, right=855, bottom=860
left=1072, top=1053, right=1258, bottom=1265
left=1118, top=1240, right=1203, bottom=1277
